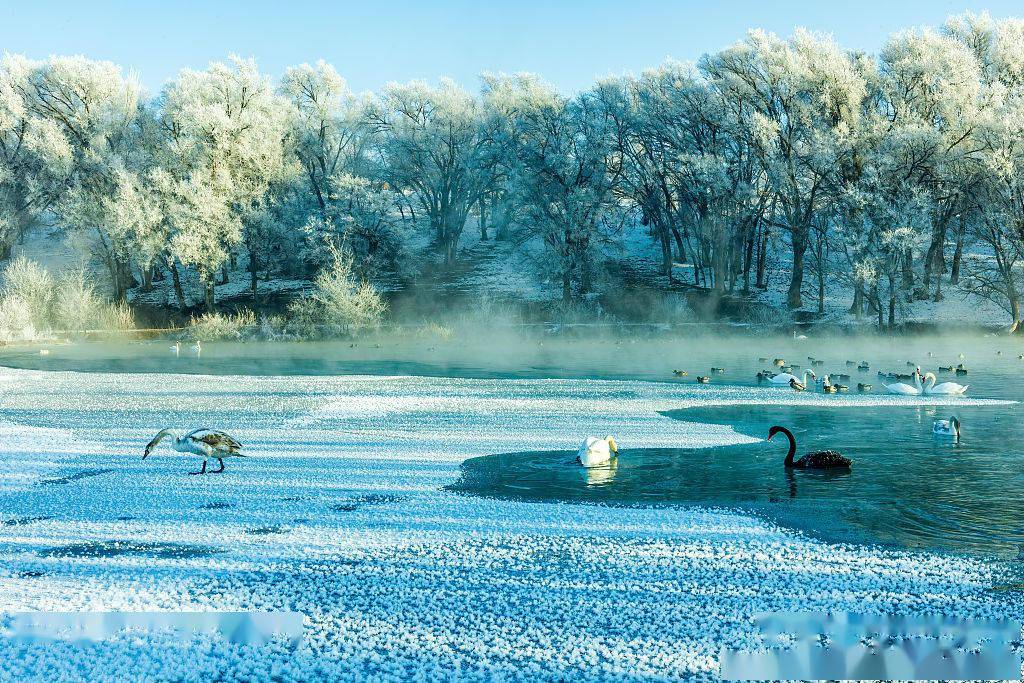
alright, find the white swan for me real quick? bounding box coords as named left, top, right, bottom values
left=769, top=369, right=816, bottom=386
left=933, top=415, right=961, bottom=440
left=577, top=436, right=618, bottom=467
left=883, top=370, right=922, bottom=395
left=170, top=341, right=181, bottom=354
left=191, top=340, right=202, bottom=356
left=922, top=372, right=968, bottom=396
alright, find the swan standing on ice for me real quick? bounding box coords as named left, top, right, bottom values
left=933, top=415, right=961, bottom=440
left=922, top=372, right=969, bottom=395
left=577, top=436, right=618, bottom=467
left=767, top=426, right=851, bottom=469
left=144, top=428, right=246, bottom=475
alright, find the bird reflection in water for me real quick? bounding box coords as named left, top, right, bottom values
left=583, top=460, right=617, bottom=487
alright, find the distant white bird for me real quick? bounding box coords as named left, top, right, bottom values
left=577, top=436, right=618, bottom=467
left=769, top=369, right=816, bottom=386
left=933, top=415, right=961, bottom=440
left=191, top=340, right=202, bottom=356
left=922, top=372, right=969, bottom=396
left=143, top=428, right=246, bottom=475
left=170, top=341, right=181, bottom=354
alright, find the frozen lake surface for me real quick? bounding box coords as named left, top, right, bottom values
left=1, top=339, right=1023, bottom=680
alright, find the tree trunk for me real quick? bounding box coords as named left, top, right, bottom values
left=204, top=276, right=215, bottom=312
left=670, top=225, right=687, bottom=264
left=849, top=281, right=863, bottom=317
left=873, top=284, right=883, bottom=331
left=444, top=236, right=457, bottom=265
left=756, top=226, right=769, bottom=289
left=951, top=234, right=964, bottom=285
left=580, top=256, right=592, bottom=296
left=787, top=228, right=807, bottom=309
left=219, top=263, right=229, bottom=285
left=171, top=262, right=187, bottom=311
left=921, top=225, right=944, bottom=299
left=495, top=195, right=509, bottom=241
left=250, top=251, right=259, bottom=302
left=901, top=248, right=914, bottom=296
left=888, top=281, right=896, bottom=330
left=660, top=227, right=673, bottom=281
left=140, top=264, right=154, bottom=293
left=479, top=197, right=488, bottom=241
left=742, top=231, right=754, bottom=294
left=817, top=268, right=825, bottom=315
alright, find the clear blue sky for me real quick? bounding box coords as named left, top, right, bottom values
left=1, top=1, right=1021, bottom=95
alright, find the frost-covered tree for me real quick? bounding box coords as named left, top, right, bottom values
left=949, top=14, right=1024, bottom=330
left=875, top=27, right=984, bottom=301
left=0, top=55, right=73, bottom=261
left=488, top=75, right=622, bottom=302
left=8, top=55, right=142, bottom=299
left=158, top=56, right=291, bottom=310
left=368, top=79, right=500, bottom=265
left=702, top=29, right=868, bottom=309
left=280, top=61, right=371, bottom=220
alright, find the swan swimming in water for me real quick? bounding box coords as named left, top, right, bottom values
left=577, top=436, right=618, bottom=467
left=767, top=426, right=851, bottom=469
left=922, top=372, right=969, bottom=395
left=769, top=369, right=816, bottom=386
left=933, top=415, right=961, bottom=440
left=883, top=370, right=922, bottom=395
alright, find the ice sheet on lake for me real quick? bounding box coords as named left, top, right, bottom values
left=0, top=368, right=1019, bottom=681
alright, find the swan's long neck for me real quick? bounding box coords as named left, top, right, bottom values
left=951, top=416, right=960, bottom=436
left=145, top=428, right=179, bottom=458
left=803, top=370, right=815, bottom=385
left=778, top=427, right=797, bottom=466
left=913, top=372, right=923, bottom=391
left=924, top=373, right=936, bottom=392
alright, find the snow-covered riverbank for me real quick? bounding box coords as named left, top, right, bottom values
left=0, top=368, right=1020, bottom=681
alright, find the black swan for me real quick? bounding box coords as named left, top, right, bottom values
left=767, top=426, right=851, bottom=469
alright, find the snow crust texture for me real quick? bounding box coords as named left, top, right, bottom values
left=0, top=367, right=1019, bottom=681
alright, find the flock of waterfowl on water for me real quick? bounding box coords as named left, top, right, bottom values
left=675, top=354, right=972, bottom=396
